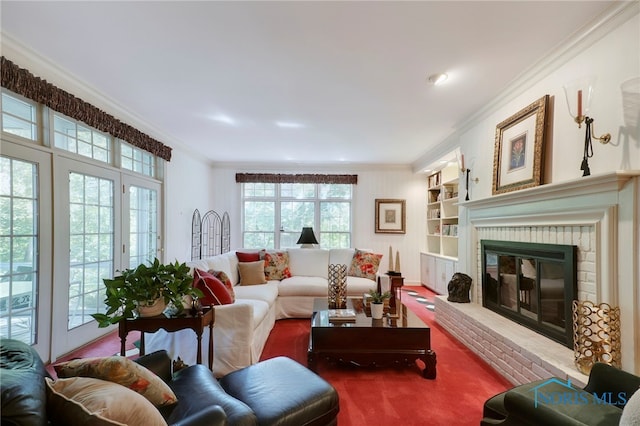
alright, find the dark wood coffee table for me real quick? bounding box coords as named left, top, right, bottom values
left=307, top=298, right=436, bottom=379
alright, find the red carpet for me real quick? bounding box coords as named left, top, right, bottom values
left=260, top=286, right=511, bottom=426
left=46, top=286, right=511, bottom=424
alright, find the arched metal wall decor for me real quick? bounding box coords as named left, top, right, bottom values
left=191, top=209, right=231, bottom=260
left=201, top=210, right=222, bottom=258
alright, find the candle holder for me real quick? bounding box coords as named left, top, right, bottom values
left=572, top=300, right=621, bottom=375
left=328, top=264, right=347, bottom=309
left=460, top=167, right=478, bottom=201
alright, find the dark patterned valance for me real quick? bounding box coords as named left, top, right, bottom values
left=1, top=57, right=172, bottom=161
left=235, top=173, right=357, bottom=184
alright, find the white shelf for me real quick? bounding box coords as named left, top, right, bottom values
left=425, top=164, right=459, bottom=260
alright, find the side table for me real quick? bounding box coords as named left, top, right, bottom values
left=119, top=306, right=215, bottom=369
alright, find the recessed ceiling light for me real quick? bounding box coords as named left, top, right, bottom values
left=211, top=114, right=236, bottom=126
left=275, top=121, right=305, bottom=129
left=428, top=73, right=448, bottom=86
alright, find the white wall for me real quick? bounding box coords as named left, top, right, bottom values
left=163, top=149, right=216, bottom=262
left=421, top=7, right=640, bottom=274
left=460, top=11, right=640, bottom=203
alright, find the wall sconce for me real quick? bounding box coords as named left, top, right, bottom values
left=458, top=154, right=478, bottom=201
left=563, top=77, right=611, bottom=177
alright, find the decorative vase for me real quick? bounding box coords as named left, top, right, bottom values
left=137, top=298, right=166, bottom=317
left=328, top=264, right=347, bottom=309
left=371, top=302, right=384, bottom=320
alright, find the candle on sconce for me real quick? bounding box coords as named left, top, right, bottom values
left=577, top=90, right=583, bottom=118
left=388, top=246, right=393, bottom=272
left=395, top=251, right=401, bottom=273
left=461, top=153, right=465, bottom=171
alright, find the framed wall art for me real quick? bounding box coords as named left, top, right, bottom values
left=375, top=199, right=406, bottom=234
left=492, top=95, right=549, bottom=195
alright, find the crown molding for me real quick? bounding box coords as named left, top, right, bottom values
left=0, top=32, right=194, bottom=156
left=210, top=161, right=412, bottom=173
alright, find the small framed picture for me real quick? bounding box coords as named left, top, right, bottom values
left=375, top=199, right=406, bottom=234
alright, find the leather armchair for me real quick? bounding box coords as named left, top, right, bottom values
left=481, top=363, right=640, bottom=426
left=1, top=339, right=338, bottom=426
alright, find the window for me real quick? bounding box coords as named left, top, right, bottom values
left=1, top=88, right=164, bottom=359
left=121, top=142, right=156, bottom=177
left=242, top=182, right=352, bottom=249
left=53, top=113, right=111, bottom=163
left=1, top=92, right=37, bottom=141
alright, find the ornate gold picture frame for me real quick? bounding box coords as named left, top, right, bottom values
left=375, top=199, right=406, bottom=234
left=492, top=95, right=549, bottom=195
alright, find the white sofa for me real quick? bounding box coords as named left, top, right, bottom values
left=144, top=248, right=382, bottom=377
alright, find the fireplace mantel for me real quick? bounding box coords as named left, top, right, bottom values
left=460, top=171, right=640, bottom=210
left=438, top=170, right=640, bottom=378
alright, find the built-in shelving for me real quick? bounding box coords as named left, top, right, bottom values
left=425, top=164, right=459, bottom=259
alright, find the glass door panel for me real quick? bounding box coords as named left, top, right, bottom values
left=67, top=172, right=114, bottom=329
left=123, top=175, right=161, bottom=269
left=0, top=141, right=52, bottom=361
left=53, top=158, right=120, bottom=359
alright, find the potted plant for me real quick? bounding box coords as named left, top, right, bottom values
left=91, top=258, right=202, bottom=328
left=368, top=289, right=391, bottom=320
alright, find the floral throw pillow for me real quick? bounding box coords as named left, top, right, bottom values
left=348, top=249, right=383, bottom=280
left=209, top=270, right=236, bottom=302
left=53, top=356, right=177, bottom=407
left=264, top=251, right=292, bottom=281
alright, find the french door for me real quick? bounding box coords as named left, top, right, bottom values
left=51, top=159, right=162, bottom=359
left=0, top=141, right=52, bottom=361
left=52, top=157, right=121, bottom=358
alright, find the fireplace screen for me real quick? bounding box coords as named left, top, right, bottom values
left=482, top=240, right=577, bottom=348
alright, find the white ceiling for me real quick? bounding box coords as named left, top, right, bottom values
left=1, top=1, right=617, bottom=167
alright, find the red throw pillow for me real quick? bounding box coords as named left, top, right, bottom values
left=236, top=251, right=262, bottom=262
left=208, top=270, right=235, bottom=303
left=193, top=269, right=233, bottom=306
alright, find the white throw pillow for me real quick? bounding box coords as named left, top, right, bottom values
left=329, top=248, right=355, bottom=267
left=288, top=248, right=330, bottom=278
left=620, top=388, right=640, bottom=426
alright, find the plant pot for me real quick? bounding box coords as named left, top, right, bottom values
left=371, top=302, right=384, bottom=320
left=137, top=298, right=166, bottom=317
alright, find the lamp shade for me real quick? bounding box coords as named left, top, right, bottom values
left=563, top=76, right=596, bottom=120
left=296, top=227, right=318, bottom=246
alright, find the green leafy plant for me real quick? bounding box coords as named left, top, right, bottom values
left=368, top=289, right=391, bottom=304
left=91, top=259, right=202, bottom=328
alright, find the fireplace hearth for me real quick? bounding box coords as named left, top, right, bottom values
left=481, top=240, right=577, bottom=348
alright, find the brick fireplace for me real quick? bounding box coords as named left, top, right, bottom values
left=434, top=171, right=640, bottom=385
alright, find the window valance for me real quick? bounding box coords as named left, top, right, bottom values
left=235, top=173, right=357, bottom=184
left=0, top=57, right=172, bottom=161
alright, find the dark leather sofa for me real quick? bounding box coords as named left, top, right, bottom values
left=1, top=338, right=339, bottom=426
left=481, top=362, right=640, bottom=426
